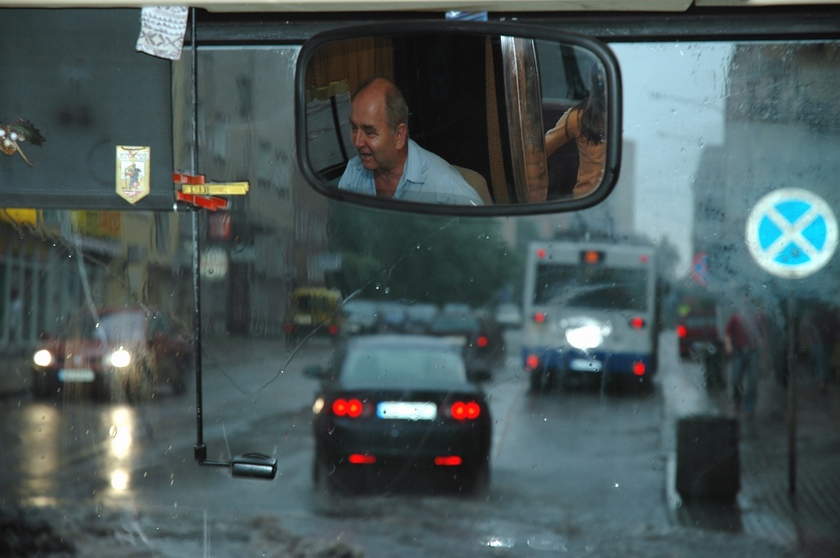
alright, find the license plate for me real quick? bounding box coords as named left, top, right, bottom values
left=570, top=359, right=603, bottom=372
left=377, top=401, right=437, bottom=420
left=58, top=369, right=95, bottom=382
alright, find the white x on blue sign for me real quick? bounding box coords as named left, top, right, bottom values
left=746, top=188, right=838, bottom=279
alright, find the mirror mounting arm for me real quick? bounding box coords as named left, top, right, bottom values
left=189, top=209, right=277, bottom=480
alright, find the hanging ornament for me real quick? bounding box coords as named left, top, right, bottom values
left=1, top=118, right=45, bottom=166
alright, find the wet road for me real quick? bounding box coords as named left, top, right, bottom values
left=0, top=332, right=793, bottom=557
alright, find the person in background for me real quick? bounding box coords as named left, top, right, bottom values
left=799, top=305, right=837, bottom=393
left=544, top=64, right=607, bottom=198
left=724, top=305, right=762, bottom=419
left=338, top=77, right=483, bottom=206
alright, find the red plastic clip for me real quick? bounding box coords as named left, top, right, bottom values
left=173, top=172, right=206, bottom=185
left=175, top=191, right=228, bottom=211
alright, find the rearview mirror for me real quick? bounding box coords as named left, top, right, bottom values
left=295, top=22, right=621, bottom=215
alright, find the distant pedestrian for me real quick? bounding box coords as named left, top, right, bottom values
left=724, top=308, right=762, bottom=418
left=799, top=305, right=837, bottom=393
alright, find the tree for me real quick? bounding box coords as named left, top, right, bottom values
left=328, top=201, right=522, bottom=307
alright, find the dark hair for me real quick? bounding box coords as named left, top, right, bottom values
left=354, top=77, right=409, bottom=135
left=574, top=65, right=606, bottom=145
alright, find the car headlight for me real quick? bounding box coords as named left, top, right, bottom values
left=33, top=349, right=53, bottom=367
left=109, top=347, right=132, bottom=368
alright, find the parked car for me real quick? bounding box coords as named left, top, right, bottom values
left=376, top=301, right=408, bottom=333
left=306, top=335, right=492, bottom=495
left=341, top=298, right=380, bottom=335
left=676, top=309, right=722, bottom=361
left=402, top=302, right=440, bottom=333
left=31, top=307, right=193, bottom=401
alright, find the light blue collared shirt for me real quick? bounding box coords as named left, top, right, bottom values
left=338, top=139, right=484, bottom=205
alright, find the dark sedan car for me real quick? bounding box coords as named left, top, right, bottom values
left=31, top=307, right=193, bottom=401
left=427, top=312, right=503, bottom=377
left=306, top=335, right=492, bottom=495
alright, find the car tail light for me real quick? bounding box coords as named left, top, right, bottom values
left=524, top=354, right=540, bottom=371
left=476, top=335, right=488, bottom=348
left=676, top=324, right=687, bottom=338
left=629, top=316, right=646, bottom=329
left=434, top=456, right=463, bottom=466
left=332, top=398, right=365, bottom=418
left=633, top=361, right=646, bottom=376
left=533, top=312, right=546, bottom=324
left=450, top=401, right=481, bottom=421
left=348, top=453, right=376, bottom=464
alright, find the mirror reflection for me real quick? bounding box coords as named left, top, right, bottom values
left=301, top=34, right=611, bottom=207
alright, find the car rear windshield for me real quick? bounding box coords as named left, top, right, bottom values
left=341, top=347, right=468, bottom=388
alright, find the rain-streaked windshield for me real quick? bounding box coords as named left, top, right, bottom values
left=2, top=13, right=839, bottom=558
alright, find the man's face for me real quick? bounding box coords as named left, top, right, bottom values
left=348, top=86, right=406, bottom=173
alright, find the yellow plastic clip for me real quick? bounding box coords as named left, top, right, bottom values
left=181, top=182, right=250, bottom=196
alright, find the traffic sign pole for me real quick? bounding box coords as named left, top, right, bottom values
left=746, top=188, right=838, bottom=496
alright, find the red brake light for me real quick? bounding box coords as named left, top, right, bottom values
left=536, top=248, right=546, bottom=259
left=633, top=362, right=646, bottom=376
left=332, top=398, right=364, bottom=418
left=533, top=312, right=546, bottom=324
left=349, top=454, right=376, bottom=464
left=434, top=456, right=463, bottom=466
left=328, top=324, right=339, bottom=335
left=450, top=401, right=481, bottom=421
left=676, top=325, right=687, bottom=338
left=629, top=316, right=646, bottom=329
left=476, top=335, right=488, bottom=348
left=525, top=354, right=540, bottom=371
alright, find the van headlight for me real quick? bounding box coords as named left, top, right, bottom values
left=109, top=347, right=132, bottom=368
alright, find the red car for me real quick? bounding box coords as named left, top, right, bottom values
left=676, top=309, right=722, bottom=360
left=31, top=307, right=193, bottom=401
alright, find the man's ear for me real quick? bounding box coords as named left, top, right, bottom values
left=394, top=123, right=407, bottom=150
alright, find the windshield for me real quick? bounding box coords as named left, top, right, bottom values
left=2, top=19, right=839, bottom=558
left=535, top=264, right=649, bottom=310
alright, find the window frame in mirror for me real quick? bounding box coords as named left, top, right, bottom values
left=294, top=20, right=622, bottom=216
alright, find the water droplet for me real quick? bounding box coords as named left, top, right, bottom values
left=109, top=425, right=118, bottom=438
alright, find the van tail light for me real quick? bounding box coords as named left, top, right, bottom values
left=525, top=354, right=540, bottom=372
left=633, top=361, right=646, bottom=376
left=450, top=401, right=481, bottom=421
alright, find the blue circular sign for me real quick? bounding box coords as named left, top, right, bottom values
left=746, top=188, right=838, bottom=279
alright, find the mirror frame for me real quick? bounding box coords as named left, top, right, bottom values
left=295, top=20, right=622, bottom=216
